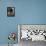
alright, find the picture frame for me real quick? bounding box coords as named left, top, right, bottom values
left=7, top=7, right=15, bottom=17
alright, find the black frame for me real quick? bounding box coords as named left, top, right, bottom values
left=7, top=7, right=15, bottom=17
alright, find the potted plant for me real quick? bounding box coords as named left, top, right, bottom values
left=8, top=32, right=16, bottom=46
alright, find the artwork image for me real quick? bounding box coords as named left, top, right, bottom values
left=7, top=7, right=15, bottom=17
left=18, top=24, right=46, bottom=41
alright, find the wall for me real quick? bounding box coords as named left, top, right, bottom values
left=0, top=0, right=17, bottom=44
left=16, top=0, right=46, bottom=24
left=0, top=0, right=46, bottom=44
